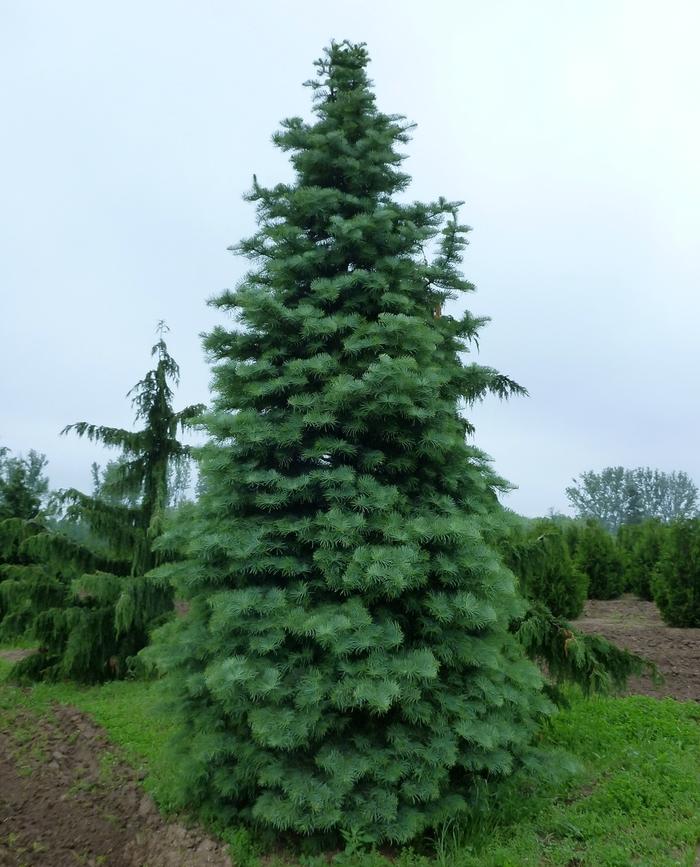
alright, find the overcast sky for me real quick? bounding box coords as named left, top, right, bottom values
left=2, top=1, right=699, bottom=516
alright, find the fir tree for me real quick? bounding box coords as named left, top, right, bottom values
left=3, top=327, right=203, bottom=681
left=149, top=42, right=556, bottom=846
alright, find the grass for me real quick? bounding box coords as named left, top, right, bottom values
left=448, top=694, right=700, bottom=867
left=0, top=653, right=699, bottom=866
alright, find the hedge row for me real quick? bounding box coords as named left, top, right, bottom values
left=502, top=515, right=700, bottom=628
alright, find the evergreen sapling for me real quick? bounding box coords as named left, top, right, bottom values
left=500, top=517, right=588, bottom=619
left=617, top=519, right=665, bottom=600
left=652, top=519, right=700, bottom=627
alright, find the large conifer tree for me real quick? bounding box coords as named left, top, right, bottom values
left=150, top=42, right=554, bottom=845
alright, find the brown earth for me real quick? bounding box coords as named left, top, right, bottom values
left=574, top=594, right=700, bottom=702
left=0, top=702, right=232, bottom=867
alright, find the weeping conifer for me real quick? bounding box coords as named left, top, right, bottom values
left=0, top=519, right=55, bottom=639
left=5, top=327, right=203, bottom=682
left=62, top=323, right=203, bottom=575
left=486, top=516, right=650, bottom=700
left=148, top=42, right=558, bottom=846
left=514, top=602, right=654, bottom=699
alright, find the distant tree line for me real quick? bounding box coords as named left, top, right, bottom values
left=0, top=448, right=50, bottom=521
left=566, top=466, right=698, bottom=532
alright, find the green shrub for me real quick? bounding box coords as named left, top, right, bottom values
left=502, top=518, right=588, bottom=619
left=559, top=518, right=583, bottom=560
left=617, top=520, right=666, bottom=600
left=652, top=519, right=700, bottom=626
left=575, top=520, right=625, bottom=599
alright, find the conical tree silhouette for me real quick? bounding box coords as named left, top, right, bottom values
left=150, top=42, right=554, bottom=845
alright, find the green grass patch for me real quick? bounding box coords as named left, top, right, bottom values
left=0, top=662, right=698, bottom=866
left=449, top=692, right=700, bottom=867
left=0, top=637, right=39, bottom=651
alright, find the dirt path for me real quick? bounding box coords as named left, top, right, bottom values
left=0, top=649, right=35, bottom=664
left=574, top=595, right=700, bottom=702
left=0, top=703, right=232, bottom=867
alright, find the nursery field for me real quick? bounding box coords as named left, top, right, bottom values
left=0, top=660, right=232, bottom=867
left=575, top=596, right=700, bottom=702
left=1, top=596, right=699, bottom=867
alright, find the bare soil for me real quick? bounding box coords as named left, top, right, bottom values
left=574, top=594, right=700, bottom=702
left=0, top=702, right=232, bottom=867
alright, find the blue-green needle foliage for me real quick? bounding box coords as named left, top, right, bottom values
left=148, top=42, right=555, bottom=846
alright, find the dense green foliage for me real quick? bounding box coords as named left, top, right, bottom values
left=0, top=512, right=154, bottom=682
left=0, top=448, right=50, bottom=521
left=574, top=521, right=625, bottom=600
left=652, top=518, right=700, bottom=627
left=514, top=602, right=653, bottom=699
left=0, top=519, right=58, bottom=639
left=501, top=517, right=588, bottom=619
left=566, top=466, right=698, bottom=532
left=148, top=42, right=558, bottom=846
left=617, top=519, right=665, bottom=600
left=1, top=331, right=201, bottom=682
left=495, top=516, right=649, bottom=700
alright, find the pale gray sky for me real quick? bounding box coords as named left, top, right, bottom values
left=2, top=1, right=699, bottom=516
